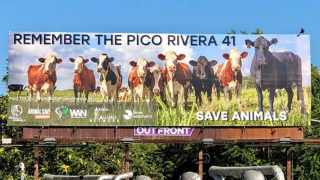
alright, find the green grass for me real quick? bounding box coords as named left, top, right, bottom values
left=155, top=87, right=311, bottom=127
left=8, top=87, right=311, bottom=127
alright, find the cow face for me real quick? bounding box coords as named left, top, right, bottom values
left=189, top=56, right=217, bottom=80
left=38, top=54, right=62, bottom=75
left=158, top=51, right=185, bottom=71
left=130, top=58, right=155, bottom=79
left=245, top=36, right=278, bottom=67
left=152, top=65, right=162, bottom=94
left=158, top=51, right=185, bottom=78
left=223, top=49, right=248, bottom=72
left=69, top=56, right=89, bottom=73
left=91, top=53, right=114, bottom=73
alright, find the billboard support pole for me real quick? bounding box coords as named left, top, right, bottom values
left=286, top=147, right=291, bottom=180
left=198, top=147, right=203, bottom=180
left=34, top=146, right=39, bottom=180
left=125, top=144, right=130, bottom=180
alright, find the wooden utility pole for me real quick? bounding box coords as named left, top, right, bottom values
left=286, top=147, right=292, bottom=180
left=34, top=147, right=39, bottom=180
left=125, top=144, right=130, bottom=180
left=198, top=147, right=203, bottom=180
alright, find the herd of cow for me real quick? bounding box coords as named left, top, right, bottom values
left=9, top=37, right=307, bottom=115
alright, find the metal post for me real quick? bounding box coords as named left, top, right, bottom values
left=286, top=147, right=291, bottom=180
left=20, top=162, right=25, bottom=180
left=34, top=147, right=39, bottom=180
left=125, top=144, right=130, bottom=180
left=199, top=147, right=203, bottom=180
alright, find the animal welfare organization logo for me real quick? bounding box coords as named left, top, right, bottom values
left=11, top=105, right=23, bottom=117
left=55, top=106, right=69, bottom=121
left=123, top=110, right=133, bottom=120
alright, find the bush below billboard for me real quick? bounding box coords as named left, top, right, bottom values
left=8, top=32, right=311, bottom=126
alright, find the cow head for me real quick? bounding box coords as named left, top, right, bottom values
left=245, top=36, right=278, bottom=67
left=91, top=53, right=114, bottom=73
left=152, top=65, right=162, bottom=94
left=222, top=49, right=248, bottom=72
left=130, top=58, right=155, bottom=81
left=189, top=56, right=217, bottom=80
left=69, top=56, right=89, bottom=73
left=38, top=54, right=63, bottom=75
left=158, top=51, right=185, bottom=78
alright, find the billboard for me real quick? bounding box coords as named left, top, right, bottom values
left=7, top=32, right=311, bottom=127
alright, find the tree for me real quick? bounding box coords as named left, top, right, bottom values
left=227, top=29, right=237, bottom=34
left=251, top=28, right=263, bottom=35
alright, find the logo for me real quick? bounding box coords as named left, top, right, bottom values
left=94, top=107, right=109, bottom=112
left=11, top=105, right=23, bottom=117
left=9, top=105, right=25, bottom=122
left=123, top=110, right=133, bottom=120
left=28, top=108, right=51, bottom=120
left=70, top=109, right=87, bottom=118
left=55, top=106, right=68, bottom=121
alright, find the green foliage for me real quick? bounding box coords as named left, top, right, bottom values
left=251, top=28, right=263, bottom=35
left=242, top=75, right=255, bottom=89
left=227, top=29, right=262, bottom=35
left=311, top=65, right=320, bottom=119
left=2, top=63, right=8, bottom=83
left=227, top=29, right=237, bottom=34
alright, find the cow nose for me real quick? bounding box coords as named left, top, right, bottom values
left=168, top=66, right=176, bottom=71
left=259, top=60, right=267, bottom=66
left=233, top=67, right=240, bottom=71
left=139, top=72, right=146, bottom=77
left=153, top=88, right=160, bottom=94
left=73, top=69, right=78, bottom=73
left=44, top=69, right=49, bottom=74
left=96, top=67, right=102, bottom=72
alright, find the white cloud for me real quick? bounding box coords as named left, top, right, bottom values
left=269, top=47, right=288, bottom=52
left=8, top=34, right=103, bottom=90
left=105, top=34, right=195, bottom=86
left=9, top=33, right=195, bottom=89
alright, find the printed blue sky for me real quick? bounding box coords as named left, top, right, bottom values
left=1, top=0, right=319, bottom=93
left=8, top=33, right=310, bottom=89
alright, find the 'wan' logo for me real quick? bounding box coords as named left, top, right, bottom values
left=70, top=109, right=87, bottom=118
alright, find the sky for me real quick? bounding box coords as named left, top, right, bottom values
left=8, top=33, right=311, bottom=90
left=0, top=0, right=319, bottom=94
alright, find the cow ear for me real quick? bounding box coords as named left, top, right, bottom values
left=148, top=61, right=155, bottom=67
left=108, top=57, right=115, bottom=62
left=269, top=38, right=278, bottom=45
left=83, top=59, right=89, bottom=63
left=130, top=61, right=137, bottom=67
left=177, top=54, right=186, bottom=60
left=91, top=57, right=98, bottom=62
left=209, top=60, right=218, bottom=66
left=241, top=52, right=248, bottom=58
left=38, top=58, right=45, bottom=63
left=245, top=39, right=254, bottom=48
left=189, top=60, right=197, bottom=66
left=56, top=59, right=63, bottom=64
left=69, top=58, right=75, bottom=63
left=223, top=53, right=229, bottom=60
left=158, top=54, right=166, bottom=61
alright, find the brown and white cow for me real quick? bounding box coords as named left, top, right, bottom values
left=69, top=56, right=95, bottom=104
left=151, top=65, right=166, bottom=103
left=27, top=54, right=62, bottom=102
left=216, top=49, right=248, bottom=105
left=91, top=53, right=122, bottom=102
left=118, top=87, right=131, bottom=101
left=158, top=51, right=191, bottom=108
left=128, top=58, right=155, bottom=103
